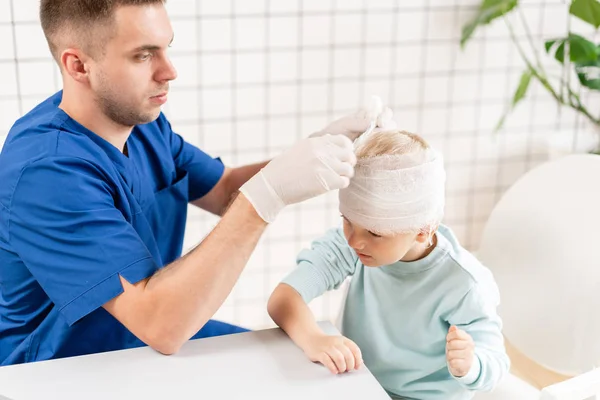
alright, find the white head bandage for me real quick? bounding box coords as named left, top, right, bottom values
left=339, top=149, right=446, bottom=235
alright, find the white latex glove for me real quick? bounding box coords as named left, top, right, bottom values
left=240, top=135, right=357, bottom=223
left=310, top=96, right=397, bottom=141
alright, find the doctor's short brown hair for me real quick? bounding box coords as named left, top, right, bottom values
left=40, top=0, right=167, bottom=62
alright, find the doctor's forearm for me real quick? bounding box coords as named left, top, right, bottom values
left=104, top=193, right=267, bottom=354
left=150, top=193, right=266, bottom=347
left=193, top=161, right=269, bottom=216
left=226, top=161, right=269, bottom=194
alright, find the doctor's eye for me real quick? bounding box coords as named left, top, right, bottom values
left=135, top=53, right=152, bottom=62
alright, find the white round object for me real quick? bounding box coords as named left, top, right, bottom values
left=473, top=373, right=539, bottom=400
left=477, top=154, right=600, bottom=375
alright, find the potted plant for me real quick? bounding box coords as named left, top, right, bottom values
left=461, top=0, right=600, bottom=142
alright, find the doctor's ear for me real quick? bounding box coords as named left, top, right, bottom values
left=60, top=48, right=92, bottom=84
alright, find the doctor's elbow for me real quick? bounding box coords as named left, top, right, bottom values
left=147, top=333, right=184, bottom=356
left=145, top=311, right=216, bottom=356
left=143, top=324, right=188, bottom=356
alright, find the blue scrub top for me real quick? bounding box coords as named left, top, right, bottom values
left=0, top=91, right=246, bottom=365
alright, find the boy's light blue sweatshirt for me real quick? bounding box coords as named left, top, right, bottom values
left=282, top=225, right=509, bottom=400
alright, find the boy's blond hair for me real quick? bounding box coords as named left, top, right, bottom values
left=355, top=130, right=430, bottom=160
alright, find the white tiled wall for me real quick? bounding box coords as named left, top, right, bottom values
left=1, top=0, right=598, bottom=329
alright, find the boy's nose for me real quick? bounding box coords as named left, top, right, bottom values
left=349, top=237, right=365, bottom=251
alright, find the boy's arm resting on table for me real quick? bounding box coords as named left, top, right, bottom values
left=268, top=283, right=363, bottom=374
left=268, top=283, right=326, bottom=350
left=103, top=194, right=267, bottom=355
left=268, top=229, right=361, bottom=373
left=447, top=284, right=511, bottom=391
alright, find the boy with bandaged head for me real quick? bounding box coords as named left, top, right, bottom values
left=267, top=121, right=510, bottom=399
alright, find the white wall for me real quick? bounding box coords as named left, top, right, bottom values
left=0, top=0, right=598, bottom=329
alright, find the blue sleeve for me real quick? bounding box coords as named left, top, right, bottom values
left=446, top=283, right=510, bottom=392
left=282, top=228, right=359, bottom=303
left=158, top=113, right=225, bottom=201
left=8, top=157, right=160, bottom=326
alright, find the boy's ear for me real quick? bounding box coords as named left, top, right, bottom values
left=415, top=224, right=439, bottom=244
left=415, top=232, right=429, bottom=244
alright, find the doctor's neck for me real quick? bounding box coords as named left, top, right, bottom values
left=59, top=84, right=133, bottom=154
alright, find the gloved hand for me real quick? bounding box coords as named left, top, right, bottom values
left=240, top=135, right=356, bottom=223
left=310, top=96, right=397, bottom=142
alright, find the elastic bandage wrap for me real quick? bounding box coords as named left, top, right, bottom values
left=339, top=141, right=446, bottom=236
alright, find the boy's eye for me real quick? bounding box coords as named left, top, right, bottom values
left=368, top=231, right=381, bottom=238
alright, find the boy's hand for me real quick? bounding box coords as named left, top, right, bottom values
left=302, top=334, right=363, bottom=374
left=446, top=325, right=475, bottom=377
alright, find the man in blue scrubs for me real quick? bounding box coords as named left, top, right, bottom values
left=0, top=0, right=392, bottom=365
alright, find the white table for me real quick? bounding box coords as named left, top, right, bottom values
left=0, top=322, right=391, bottom=399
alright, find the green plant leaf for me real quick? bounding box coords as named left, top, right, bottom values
left=494, top=69, right=533, bottom=131
left=575, top=61, right=600, bottom=90
left=494, top=111, right=510, bottom=132
left=570, top=0, right=600, bottom=29
left=569, top=40, right=600, bottom=90
left=461, top=0, right=518, bottom=47
left=545, top=34, right=600, bottom=64
left=512, top=69, right=533, bottom=106
left=544, top=39, right=558, bottom=53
